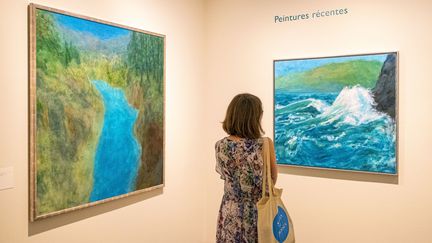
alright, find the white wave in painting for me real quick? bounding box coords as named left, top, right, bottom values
left=319, top=85, right=388, bottom=126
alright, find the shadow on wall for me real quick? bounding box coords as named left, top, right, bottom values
left=28, top=188, right=163, bottom=236
left=278, top=166, right=398, bottom=185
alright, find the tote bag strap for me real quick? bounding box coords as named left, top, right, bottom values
left=261, top=137, right=274, bottom=199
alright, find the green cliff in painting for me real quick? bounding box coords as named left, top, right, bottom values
left=126, top=32, right=164, bottom=189
left=34, top=8, right=164, bottom=216
left=36, top=10, right=104, bottom=214
left=275, top=60, right=383, bottom=92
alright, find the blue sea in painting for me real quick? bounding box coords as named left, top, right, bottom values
left=90, top=80, right=141, bottom=201
left=274, top=86, right=396, bottom=173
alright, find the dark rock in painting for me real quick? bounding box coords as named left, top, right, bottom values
left=373, top=53, right=397, bottom=119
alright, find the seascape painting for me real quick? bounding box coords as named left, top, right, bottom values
left=29, top=4, right=164, bottom=220
left=274, top=52, right=397, bottom=174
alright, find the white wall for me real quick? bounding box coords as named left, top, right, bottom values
left=2, top=0, right=432, bottom=242
left=204, top=0, right=432, bottom=242
left=0, top=0, right=207, bottom=242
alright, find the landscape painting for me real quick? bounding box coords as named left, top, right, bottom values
left=274, top=52, right=397, bottom=174
left=29, top=4, right=164, bottom=221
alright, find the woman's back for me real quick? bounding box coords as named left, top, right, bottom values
left=215, top=136, right=264, bottom=243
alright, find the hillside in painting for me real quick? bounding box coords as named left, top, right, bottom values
left=275, top=60, right=383, bottom=92
left=35, top=9, right=164, bottom=216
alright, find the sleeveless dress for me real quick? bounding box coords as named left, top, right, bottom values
left=215, top=137, right=264, bottom=243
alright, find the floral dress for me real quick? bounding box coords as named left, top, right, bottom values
left=215, top=137, right=264, bottom=243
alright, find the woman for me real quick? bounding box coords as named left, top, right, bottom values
left=215, top=93, right=278, bottom=243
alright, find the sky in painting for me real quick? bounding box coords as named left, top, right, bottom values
left=275, top=54, right=388, bottom=78
left=51, top=11, right=130, bottom=40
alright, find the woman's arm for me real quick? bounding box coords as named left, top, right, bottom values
left=269, top=138, right=278, bottom=184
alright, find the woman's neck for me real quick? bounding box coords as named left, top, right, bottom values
left=228, top=135, right=244, bottom=141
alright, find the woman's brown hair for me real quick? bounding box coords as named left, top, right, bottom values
left=222, top=93, right=264, bottom=139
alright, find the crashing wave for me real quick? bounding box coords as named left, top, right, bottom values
left=306, top=99, right=328, bottom=113
left=319, top=85, right=390, bottom=126
left=276, top=98, right=329, bottom=114
left=274, top=86, right=396, bottom=174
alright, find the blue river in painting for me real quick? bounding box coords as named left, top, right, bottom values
left=274, top=86, right=396, bottom=173
left=90, top=80, right=141, bottom=202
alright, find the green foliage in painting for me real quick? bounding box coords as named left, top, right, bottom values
left=126, top=32, right=164, bottom=189
left=62, top=41, right=81, bottom=66
left=275, top=60, right=383, bottom=92
left=35, top=10, right=63, bottom=72
left=35, top=10, right=103, bottom=215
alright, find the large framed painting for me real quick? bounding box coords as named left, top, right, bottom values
left=29, top=4, right=165, bottom=221
left=274, top=52, right=397, bottom=174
